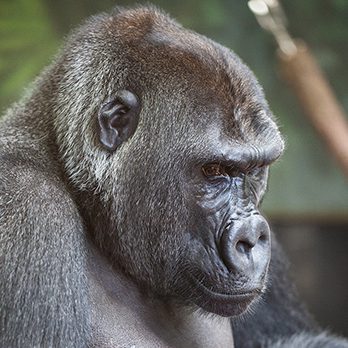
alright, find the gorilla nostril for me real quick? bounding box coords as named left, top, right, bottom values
left=236, top=240, right=254, bottom=254
left=259, top=233, right=268, bottom=243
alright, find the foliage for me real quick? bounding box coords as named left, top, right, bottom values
left=0, top=0, right=58, bottom=110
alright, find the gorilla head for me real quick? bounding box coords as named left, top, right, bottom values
left=53, top=6, right=284, bottom=317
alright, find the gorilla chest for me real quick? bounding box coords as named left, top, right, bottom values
left=90, top=300, right=234, bottom=348
left=88, top=257, right=234, bottom=348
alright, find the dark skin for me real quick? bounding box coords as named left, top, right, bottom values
left=1, top=5, right=348, bottom=348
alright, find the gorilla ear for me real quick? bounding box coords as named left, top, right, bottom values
left=97, top=90, right=140, bottom=152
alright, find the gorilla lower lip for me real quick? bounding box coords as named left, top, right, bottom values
left=189, top=276, right=260, bottom=317
left=195, top=281, right=259, bottom=301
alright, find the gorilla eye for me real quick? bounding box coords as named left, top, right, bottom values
left=202, top=163, right=227, bottom=178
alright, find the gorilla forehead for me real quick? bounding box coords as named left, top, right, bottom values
left=99, top=7, right=277, bottom=140
left=69, top=6, right=281, bottom=147
left=98, top=7, right=262, bottom=99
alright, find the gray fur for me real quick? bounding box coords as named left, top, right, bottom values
left=270, top=332, right=348, bottom=348
left=0, top=5, right=347, bottom=348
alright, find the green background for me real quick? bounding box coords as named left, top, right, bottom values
left=1, top=0, right=348, bottom=218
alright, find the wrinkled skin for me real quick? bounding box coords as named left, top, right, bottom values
left=1, top=5, right=348, bottom=348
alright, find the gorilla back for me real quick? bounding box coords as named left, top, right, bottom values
left=1, top=5, right=347, bottom=348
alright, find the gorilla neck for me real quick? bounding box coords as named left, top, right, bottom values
left=88, top=244, right=234, bottom=348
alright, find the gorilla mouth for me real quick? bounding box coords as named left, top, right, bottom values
left=188, top=275, right=261, bottom=317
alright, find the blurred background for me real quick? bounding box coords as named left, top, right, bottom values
left=1, top=0, right=347, bottom=337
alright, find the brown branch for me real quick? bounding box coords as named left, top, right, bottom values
left=279, top=41, right=348, bottom=178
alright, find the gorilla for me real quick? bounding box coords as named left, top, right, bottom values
left=0, top=5, right=347, bottom=348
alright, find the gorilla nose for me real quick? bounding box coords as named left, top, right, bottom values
left=220, top=216, right=271, bottom=275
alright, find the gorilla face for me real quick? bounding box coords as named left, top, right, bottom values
left=184, top=143, right=279, bottom=317
left=98, top=74, right=282, bottom=317
left=57, top=7, right=284, bottom=318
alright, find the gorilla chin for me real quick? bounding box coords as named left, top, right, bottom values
left=187, top=275, right=264, bottom=317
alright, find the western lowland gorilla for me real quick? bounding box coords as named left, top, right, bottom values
left=0, top=5, right=347, bottom=348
